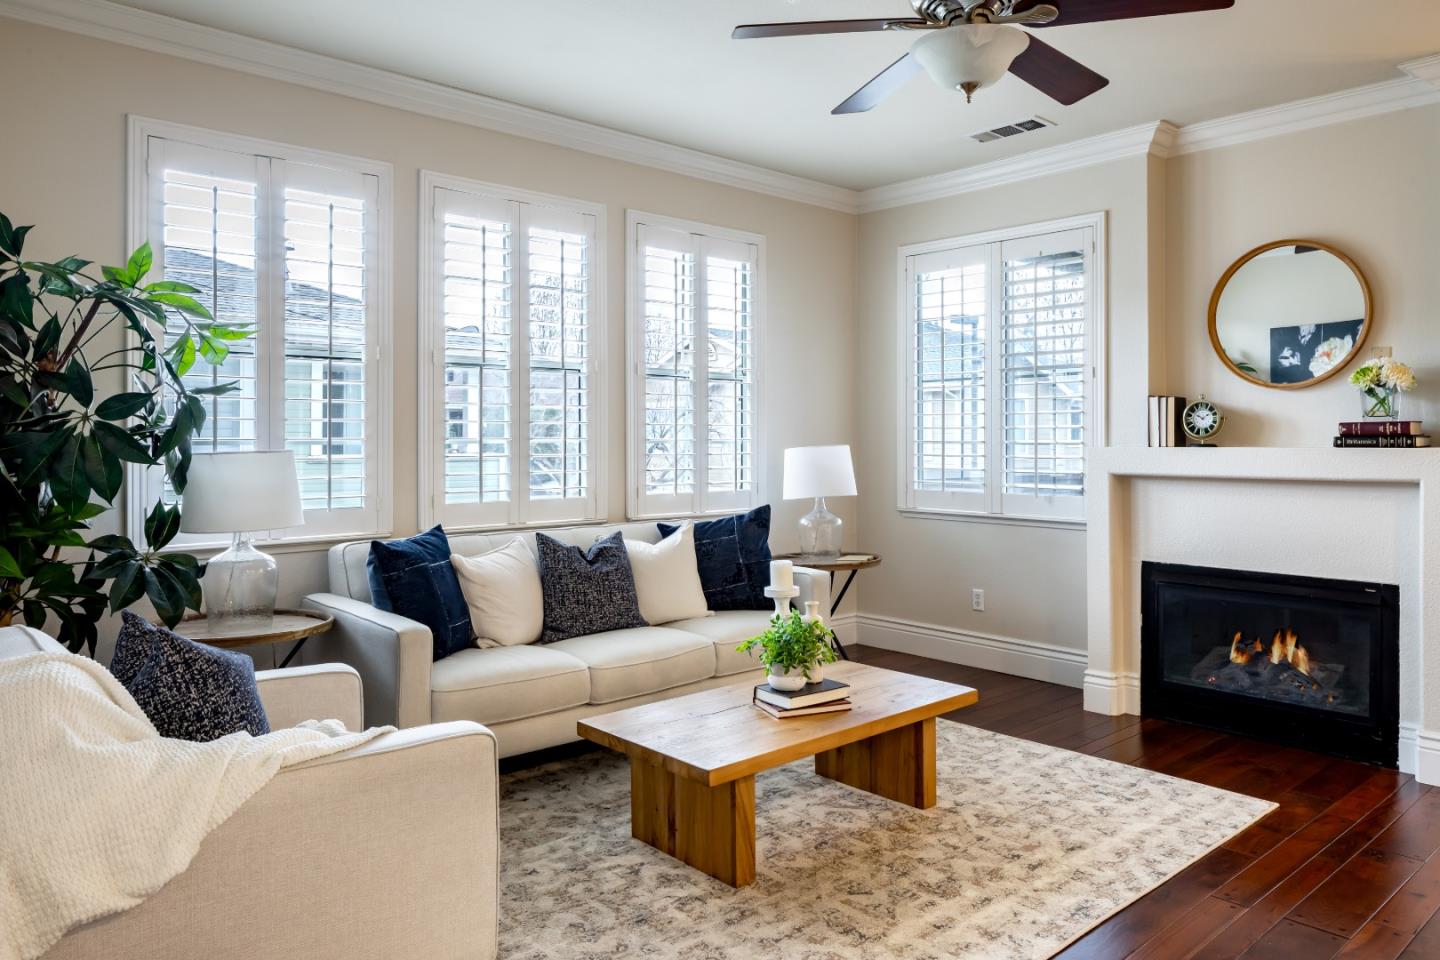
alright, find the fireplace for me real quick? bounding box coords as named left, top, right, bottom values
left=1141, top=562, right=1399, bottom=766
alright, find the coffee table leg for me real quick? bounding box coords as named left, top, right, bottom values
left=630, top=759, right=756, bottom=887
left=814, top=716, right=937, bottom=809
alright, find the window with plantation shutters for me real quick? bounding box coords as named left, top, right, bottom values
left=899, top=217, right=1101, bottom=523
left=129, top=121, right=392, bottom=545
left=627, top=214, right=762, bottom=519
left=421, top=174, right=602, bottom=529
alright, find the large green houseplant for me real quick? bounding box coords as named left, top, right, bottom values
left=0, top=213, right=252, bottom=653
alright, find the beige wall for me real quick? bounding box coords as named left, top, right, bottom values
left=0, top=20, right=858, bottom=657
left=1165, top=105, right=1440, bottom=444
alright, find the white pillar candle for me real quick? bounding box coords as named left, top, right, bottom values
left=770, top=559, right=794, bottom=591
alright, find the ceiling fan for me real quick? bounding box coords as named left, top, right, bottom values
left=733, top=0, right=1236, bottom=114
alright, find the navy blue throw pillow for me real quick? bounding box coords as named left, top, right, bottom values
left=536, top=532, right=647, bottom=644
left=111, top=611, right=270, bottom=742
left=367, top=525, right=472, bottom=661
left=659, top=505, right=772, bottom=611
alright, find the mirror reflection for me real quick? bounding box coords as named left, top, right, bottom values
left=1210, top=242, right=1370, bottom=389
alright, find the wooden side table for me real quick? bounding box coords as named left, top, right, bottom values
left=176, top=609, right=334, bottom=668
left=770, top=552, right=881, bottom=660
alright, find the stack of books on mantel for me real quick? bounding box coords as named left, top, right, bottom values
left=752, top=678, right=851, bottom=719
left=1334, top=420, right=1431, bottom=448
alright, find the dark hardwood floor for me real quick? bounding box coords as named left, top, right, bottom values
left=845, top=644, right=1440, bottom=960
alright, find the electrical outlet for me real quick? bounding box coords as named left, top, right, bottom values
left=1372, top=345, right=1393, bottom=359
left=971, top=589, right=985, bottom=612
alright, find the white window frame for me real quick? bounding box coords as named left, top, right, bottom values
left=625, top=210, right=765, bottom=521
left=418, top=170, right=607, bottom=531
left=125, top=116, right=394, bottom=549
left=896, top=212, right=1106, bottom=528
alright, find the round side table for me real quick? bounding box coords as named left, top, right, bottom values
left=177, top=609, right=334, bottom=668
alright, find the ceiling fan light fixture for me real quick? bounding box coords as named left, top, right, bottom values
left=910, top=24, right=1031, bottom=102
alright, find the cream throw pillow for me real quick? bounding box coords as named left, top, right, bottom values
left=624, top=523, right=710, bottom=626
left=450, top=537, right=544, bottom=647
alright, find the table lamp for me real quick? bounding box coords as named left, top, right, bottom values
left=782, top=444, right=857, bottom=557
left=179, top=450, right=304, bottom=635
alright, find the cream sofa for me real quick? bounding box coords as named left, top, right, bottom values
left=1, top=625, right=500, bottom=960
left=303, top=521, right=830, bottom=757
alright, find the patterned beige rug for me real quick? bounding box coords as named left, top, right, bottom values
left=498, top=720, right=1273, bottom=960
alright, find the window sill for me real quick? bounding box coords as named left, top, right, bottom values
left=897, top=508, right=1086, bottom=532
left=178, top=530, right=395, bottom=558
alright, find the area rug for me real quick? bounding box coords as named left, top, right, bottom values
left=497, top=720, right=1274, bottom=960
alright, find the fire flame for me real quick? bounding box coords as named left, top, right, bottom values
left=1229, top=628, right=1312, bottom=676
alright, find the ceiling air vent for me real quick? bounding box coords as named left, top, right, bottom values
left=971, top=116, right=1056, bottom=144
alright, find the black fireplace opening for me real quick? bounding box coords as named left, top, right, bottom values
left=1141, top=562, right=1399, bottom=766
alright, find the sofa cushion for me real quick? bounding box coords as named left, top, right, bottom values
left=624, top=523, right=709, bottom=626
left=430, top=645, right=590, bottom=725
left=546, top=627, right=715, bottom=704
left=667, top=610, right=773, bottom=677
left=367, top=526, right=473, bottom=661
left=659, top=505, right=772, bottom=611
left=536, top=531, right=647, bottom=644
left=450, top=537, right=544, bottom=647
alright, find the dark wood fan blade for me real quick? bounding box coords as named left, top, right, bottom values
left=832, top=54, right=924, bottom=115
left=1014, top=0, right=1234, bottom=27
left=733, top=19, right=926, bottom=39
left=1008, top=36, right=1109, bottom=105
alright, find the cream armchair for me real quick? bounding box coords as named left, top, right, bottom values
left=0, top=626, right=500, bottom=960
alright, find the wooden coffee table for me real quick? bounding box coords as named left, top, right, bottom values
left=577, top=661, right=978, bottom=887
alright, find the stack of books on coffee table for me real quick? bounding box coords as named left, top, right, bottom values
left=1333, top=420, right=1430, bottom=448
left=752, top=678, right=851, bottom=719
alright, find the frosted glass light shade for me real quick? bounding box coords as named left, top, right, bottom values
left=783, top=445, right=858, bottom=500
left=911, top=24, right=1031, bottom=95
left=179, top=451, right=305, bottom=534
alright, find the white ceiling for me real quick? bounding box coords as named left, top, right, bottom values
left=106, top=0, right=1439, bottom=190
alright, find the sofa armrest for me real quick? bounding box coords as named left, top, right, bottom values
left=793, top=566, right=832, bottom=619
left=254, top=663, right=363, bottom=731
left=44, top=722, right=500, bottom=960
left=301, top=593, right=433, bottom=730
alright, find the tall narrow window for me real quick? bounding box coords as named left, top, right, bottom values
left=421, top=175, right=602, bottom=529
left=628, top=213, right=762, bottom=519
left=131, top=121, right=391, bottom=544
left=900, top=219, right=1099, bottom=522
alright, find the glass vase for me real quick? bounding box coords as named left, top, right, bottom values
left=1360, top=387, right=1400, bottom=420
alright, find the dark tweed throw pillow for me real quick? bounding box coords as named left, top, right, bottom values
left=659, top=504, right=772, bottom=611
left=536, top=531, right=647, bottom=644
left=111, top=610, right=270, bottom=742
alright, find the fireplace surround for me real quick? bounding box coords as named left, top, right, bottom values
left=1141, top=561, right=1399, bottom=765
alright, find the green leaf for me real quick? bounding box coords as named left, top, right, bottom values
left=144, top=565, right=188, bottom=625
left=0, top=212, right=12, bottom=257
left=197, top=332, right=228, bottom=365
left=150, top=291, right=212, bottom=320
left=101, top=264, right=127, bottom=286
left=47, top=434, right=91, bottom=515
left=108, top=560, right=146, bottom=613
left=143, top=500, right=182, bottom=551
left=92, top=420, right=155, bottom=465
left=0, top=428, right=71, bottom=486
left=189, top=381, right=240, bottom=397
left=94, top=391, right=152, bottom=421
left=125, top=242, right=153, bottom=287
left=64, top=358, right=92, bottom=408
left=0, top=274, right=33, bottom=330
left=35, top=314, right=61, bottom=359
left=201, top=323, right=254, bottom=342
left=142, top=279, right=200, bottom=295
left=0, top=545, right=22, bottom=579
left=165, top=333, right=196, bottom=377
left=82, top=433, right=122, bottom=502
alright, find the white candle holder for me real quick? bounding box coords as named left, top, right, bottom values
left=763, top=584, right=800, bottom=621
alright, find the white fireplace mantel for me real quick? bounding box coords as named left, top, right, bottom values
left=1085, top=446, right=1440, bottom=785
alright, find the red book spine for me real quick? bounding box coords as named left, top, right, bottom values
left=1337, top=421, right=1423, bottom=436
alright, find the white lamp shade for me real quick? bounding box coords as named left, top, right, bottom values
left=783, top=445, right=858, bottom=500
left=911, top=24, right=1031, bottom=95
left=179, top=451, right=305, bottom=534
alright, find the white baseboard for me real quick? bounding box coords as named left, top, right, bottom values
left=1411, top=726, right=1440, bottom=786
left=1082, top=670, right=1141, bottom=716
left=851, top=612, right=1086, bottom=688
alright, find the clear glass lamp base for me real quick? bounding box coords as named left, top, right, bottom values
left=798, top=497, right=843, bottom=557
left=204, top=533, right=279, bottom=636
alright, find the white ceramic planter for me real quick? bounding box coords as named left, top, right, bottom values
left=766, top=664, right=821, bottom=691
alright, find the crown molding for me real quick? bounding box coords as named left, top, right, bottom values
left=857, top=121, right=1175, bottom=213
left=0, top=0, right=861, bottom=214
left=1168, top=71, right=1440, bottom=157
left=1401, top=54, right=1440, bottom=91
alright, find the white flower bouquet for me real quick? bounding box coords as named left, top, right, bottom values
left=1350, top=357, right=1417, bottom=419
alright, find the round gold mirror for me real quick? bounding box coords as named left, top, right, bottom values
left=1208, top=240, right=1372, bottom=389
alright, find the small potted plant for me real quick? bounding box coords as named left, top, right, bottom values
left=1350, top=357, right=1417, bottom=420
left=738, top=607, right=839, bottom=691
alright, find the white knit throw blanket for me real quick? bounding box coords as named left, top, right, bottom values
left=0, top=652, right=390, bottom=960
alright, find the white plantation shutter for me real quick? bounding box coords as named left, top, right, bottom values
left=900, top=221, right=1097, bottom=522
left=629, top=218, right=760, bottom=519
left=133, top=127, right=389, bottom=544
left=424, top=180, right=599, bottom=528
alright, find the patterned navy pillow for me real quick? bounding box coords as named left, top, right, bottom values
left=111, top=611, right=270, bottom=742
left=367, top=525, right=473, bottom=661
left=659, top=505, right=772, bottom=611
left=536, top=531, right=647, bottom=644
